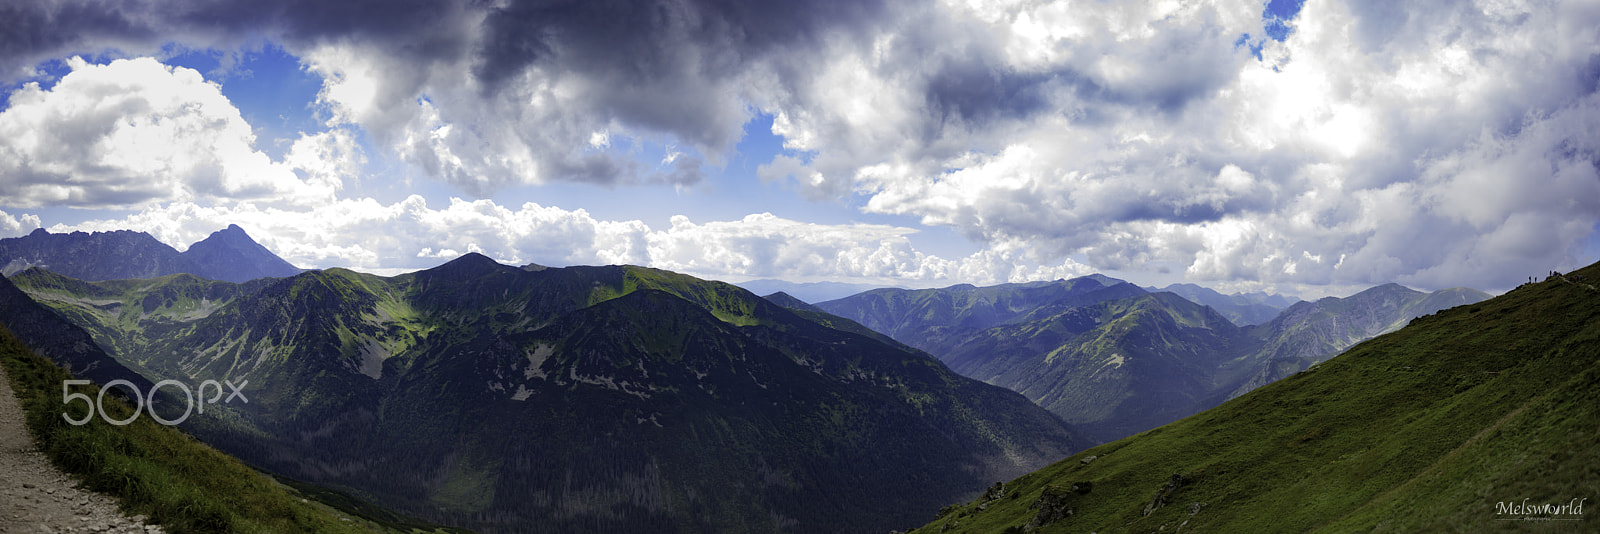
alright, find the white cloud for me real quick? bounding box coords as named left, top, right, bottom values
left=48, top=198, right=1093, bottom=287
left=4, top=0, right=1596, bottom=295
left=302, top=30, right=719, bottom=196
left=0, top=209, right=42, bottom=237
left=0, top=57, right=352, bottom=209
left=760, top=0, right=1600, bottom=291
left=647, top=213, right=927, bottom=280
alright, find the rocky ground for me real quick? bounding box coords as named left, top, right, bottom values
left=0, top=365, right=161, bottom=534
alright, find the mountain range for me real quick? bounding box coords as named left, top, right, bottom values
left=810, top=276, right=1147, bottom=360
left=813, top=278, right=1490, bottom=444
left=0, top=223, right=1519, bottom=533
left=1142, top=283, right=1298, bottom=326
left=0, top=225, right=301, bottom=283
left=3, top=254, right=1079, bottom=534
left=732, top=279, right=896, bottom=305
left=910, top=262, right=1600, bottom=532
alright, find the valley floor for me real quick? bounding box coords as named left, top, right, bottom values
left=0, top=364, right=159, bottom=534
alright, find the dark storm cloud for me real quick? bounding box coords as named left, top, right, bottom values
left=0, top=0, right=473, bottom=77
left=0, top=0, right=919, bottom=192
left=474, top=0, right=893, bottom=88
left=923, top=55, right=1058, bottom=130
left=466, top=0, right=899, bottom=153
left=0, top=0, right=161, bottom=74
left=1, top=0, right=1059, bottom=138
left=1, top=0, right=1077, bottom=179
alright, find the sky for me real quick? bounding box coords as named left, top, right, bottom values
left=0, top=0, right=1597, bottom=299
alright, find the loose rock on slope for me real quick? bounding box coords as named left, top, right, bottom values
left=0, top=365, right=160, bottom=534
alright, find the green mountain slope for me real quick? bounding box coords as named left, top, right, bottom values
left=910, top=263, right=1600, bottom=533
left=941, top=293, right=1250, bottom=444
left=9, top=254, right=1080, bottom=534
left=0, top=305, right=465, bottom=533
left=0, top=271, right=155, bottom=390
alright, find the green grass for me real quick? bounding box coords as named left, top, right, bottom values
left=912, top=263, right=1600, bottom=533
left=620, top=266, right=769, bottom=326
left=0, top=324, right=464, bottom=534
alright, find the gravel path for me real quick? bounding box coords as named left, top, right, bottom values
left=0, top=364, right=161, bottom=534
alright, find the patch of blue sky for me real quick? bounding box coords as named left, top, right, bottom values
left=161, top=43, right=412, bottom=206
left=1581, top=221, right=1600, bottom=268
left=1263, top=0, right=1308, bottom=41
left=1239, top=0, right=1308, bottom=60
left=164, top=43, right=325, bottom=161
left=0, top=57, right=76, bottom=109
left=509, top=112, right=982, bottom=265
left=30, top=206, right=139, bottom=230
left=518, top=113, right=836, bottom=229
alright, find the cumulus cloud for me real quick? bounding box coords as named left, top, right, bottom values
left=818, top=0, right=1600, bottom=290
left=0, top=57, right=351, bottom=208
left=3, top=0, right=1597, bottom=292
left=0, top=209, right=42, bottom=237
left=51, top=199, right=1089, bottom=286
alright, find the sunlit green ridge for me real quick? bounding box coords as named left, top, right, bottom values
left=912, top=262, right=1600, bottom=533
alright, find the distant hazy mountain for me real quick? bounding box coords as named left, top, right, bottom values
left=940, top=292, right=1250, bottom=443
left=912, top=263, right=1598, bottom=533
left=1144, top=282, right=1299, bottom=325
left=762, top=291, right=926, bottom=354
left=10, top=255, right=1080, bottom=534
left=814, top=276, right=1147, bottom=358
left=0, top=225, right=300, bottom=283
left=761, top=291, right=825, bottom=314
left=821, top=277, right=1489, bottom=445
left=180, top=224, right=303, bottom=282
left=1221, top=283, right=1493, bottom=399
left=0, top=228, right=192, bottom=280
left=735, top=279, right=897, bottom=303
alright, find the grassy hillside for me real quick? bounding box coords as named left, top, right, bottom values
left=912, top=262, right=1600, bottom=533
left=837, top=275, right=1490, bottom=446
left=1221, top=284, right=1494, bottom=399
left=0, top=324, right=464, bottom=533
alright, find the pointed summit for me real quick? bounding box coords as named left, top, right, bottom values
left=438, top=251, right=502, bottom=269
left=418, top=252, right=520, bottom=281
left=182, top=225, right=302, bottom=283
left=761, top=291, right=825, bottom=314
